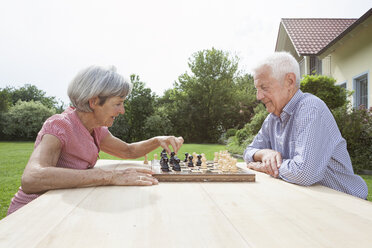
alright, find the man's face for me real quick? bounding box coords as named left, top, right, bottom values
left=254, top=66, right=292, bottom=116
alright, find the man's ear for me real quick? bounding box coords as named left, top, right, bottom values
left=88, top=97, right=99, bottom=110
left=285, top=73, right=297, bottom=89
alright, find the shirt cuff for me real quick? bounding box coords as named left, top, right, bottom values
left=243, top=148, right=260, bottom=163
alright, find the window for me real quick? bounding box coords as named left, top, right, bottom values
left=309, top=56, right=322, bottom=75
left=353, top=73, right=368, bottom=109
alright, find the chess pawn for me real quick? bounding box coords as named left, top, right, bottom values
left=201, top=157, right=208, bottom=169
left=196, top=154, right=202, bottom=166
left=188, top=155, right=194, bottom=167
left=184, top=153, right=189, bottom=162
left=144, top=154, right=148, bottom=164
left=192, top=152, right=197, bottom=165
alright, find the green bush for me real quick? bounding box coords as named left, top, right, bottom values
left=333, top=105, right=372, bottom=171
left=235, top=104, right=268, bottom=145
left=3, top=100, right=55, bottom=140
left=300, top=74, right=348, bottom=110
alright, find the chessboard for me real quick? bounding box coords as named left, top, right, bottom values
left=152, top=161, right=255, bottom=182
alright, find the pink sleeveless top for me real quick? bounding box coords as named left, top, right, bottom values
left=7, top=107, right=109, bottom=215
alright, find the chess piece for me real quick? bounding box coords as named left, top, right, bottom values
left=184, top=153, right=189, bottom=162
left=169, top=152, right=176, bottom=168
left=161, top=157, right=170, bottom=172
left=173, top=158, right=181, bottom=171
left=144, top=154, right=148, bottom=164
left=192, top=152, right=197, bottom=165
left=196, top=154, right=202, bottom=166
left=201, top=156, right=207, bottom=169
left=188, top=155, right=194, bottom=167
left=230, top=158, right=238, bottom=172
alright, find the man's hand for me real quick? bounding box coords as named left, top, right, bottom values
left=253, top=149, right=282, bottom=178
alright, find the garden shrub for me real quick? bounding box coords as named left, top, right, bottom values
left=300, top=74, right=348, bottom=110
left=333, top=105, right=372, bottom=172
left=3, top=100, right=55, bottom=140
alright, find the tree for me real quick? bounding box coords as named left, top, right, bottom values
left=109, top=75, right=156, bottom=142
left=172, top=48, right=246, bottom=143
left=0, top=88, right=12, bottom=112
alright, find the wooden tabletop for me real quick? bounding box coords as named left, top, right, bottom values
left=1, top=159, right=372, bottom=248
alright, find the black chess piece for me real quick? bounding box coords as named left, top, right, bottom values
left=169, top=152, right=175, bottom=166
left=196, top=154, right=202, bottom=166
left=188, top=155, right=194, bottom=167
left=160, top=150, right=170, bottom=172
left=173, top=158, right=181, bottom=171
left=161, top=157, right=170, bottom=172
left=184, top=153, right=189, bottom=162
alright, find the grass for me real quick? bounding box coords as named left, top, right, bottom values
left=1, top=142, right=371, bottom=220
left=361, top=175, right=372, bottom=201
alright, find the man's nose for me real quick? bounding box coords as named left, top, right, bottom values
left=256, top=89, right=264, bottom=100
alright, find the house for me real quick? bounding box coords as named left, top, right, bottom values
left=275, top=8, right=372, bottom=108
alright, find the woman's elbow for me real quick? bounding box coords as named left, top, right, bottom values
left=21, top=169, right=45, bottom=194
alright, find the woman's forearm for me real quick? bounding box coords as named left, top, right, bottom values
left=21, top=165, right=112, bottom=194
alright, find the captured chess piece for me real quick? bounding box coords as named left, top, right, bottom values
left=173, top=158, right=181, bottom=171
left=196, top=154, right=202, bottom=166
left=184, top=153, right=189, bottom=162
left=188, top=155, right=194, bottom=167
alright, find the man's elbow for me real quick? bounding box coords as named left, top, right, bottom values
left=281, top=165, right=321, bottom=187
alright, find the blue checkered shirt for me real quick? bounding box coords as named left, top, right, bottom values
left=244, top=90, right=368, bottom=199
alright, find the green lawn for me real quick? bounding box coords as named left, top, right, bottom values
left=1, top=141, right=371, bottom=220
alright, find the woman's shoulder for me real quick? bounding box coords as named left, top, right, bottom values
left=43, top=107, right=75, bottom=130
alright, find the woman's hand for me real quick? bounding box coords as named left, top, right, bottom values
left=156, top=136, right=184, bottom=155
left=109, top=167, right=158, bottom=186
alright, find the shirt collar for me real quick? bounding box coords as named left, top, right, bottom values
left=280, top=89, right=304, bottom=118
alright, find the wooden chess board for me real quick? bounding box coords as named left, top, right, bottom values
left=152, top=162, right=255, bottom=182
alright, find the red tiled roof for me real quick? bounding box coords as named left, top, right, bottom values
left=281, top=18, right=357, bottom=55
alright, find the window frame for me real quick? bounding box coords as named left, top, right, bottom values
left=353, top=71, right=369, bottom=109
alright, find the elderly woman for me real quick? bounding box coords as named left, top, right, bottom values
left=7, top=65, right=184, bottom=215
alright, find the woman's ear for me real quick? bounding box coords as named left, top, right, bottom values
left=88, top=97, right=99, bottom=110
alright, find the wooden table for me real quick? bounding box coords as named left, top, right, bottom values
left=1, top=159, right=372, bottom=248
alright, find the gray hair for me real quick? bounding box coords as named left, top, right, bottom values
left=68, top=65, right=132, bottom=112
left=253, top=52, right=300, bottom=87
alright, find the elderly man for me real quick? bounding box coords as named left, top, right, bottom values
left=244, top=52, right=368, bottom=199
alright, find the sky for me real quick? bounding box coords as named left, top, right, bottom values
left=0, top=0, right=371, bottom=105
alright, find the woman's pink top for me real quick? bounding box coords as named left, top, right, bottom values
left=7, top=107, right=109, bottom=215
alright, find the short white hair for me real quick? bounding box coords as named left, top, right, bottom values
left=253, top=52, right=300, bottom=87
left=68, top=65, right=132, bottom=112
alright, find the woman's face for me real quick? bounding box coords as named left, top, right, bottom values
left=93, top=96, right=125, bottom=127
